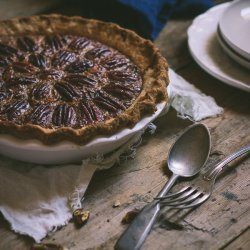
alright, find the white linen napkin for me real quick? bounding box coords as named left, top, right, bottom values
left=168, top=69, right=223, bottom=121
left=0, top=69, right=223, bottom=242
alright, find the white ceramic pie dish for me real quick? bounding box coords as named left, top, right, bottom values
left=0, top=101, right=168, bottom=165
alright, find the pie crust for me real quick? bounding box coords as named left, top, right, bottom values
left=0, top=14, right=168, bottom=145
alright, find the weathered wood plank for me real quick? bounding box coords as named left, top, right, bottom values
left=0, top=1, right=249, bottom=250
left=0, top=0, right=60, bottom=20
left=0, top=214, right=33, bottom=250
left=223, top=227, right=250, bottom=250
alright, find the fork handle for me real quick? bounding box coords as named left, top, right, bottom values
left=115, top=174, right=179, bottom=250
left=206, top=145, right=250, bottom=179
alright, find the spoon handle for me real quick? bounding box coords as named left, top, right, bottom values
left=115, top=174, right=179, bottom=250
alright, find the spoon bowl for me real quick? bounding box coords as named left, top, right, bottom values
left=168, top=123, right=211, bottom=177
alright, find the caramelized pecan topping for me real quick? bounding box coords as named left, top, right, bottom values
left=12, top=62, right=35, bottom=73
left=8, top=75, right=38, bottom=86
left=95, top=91, right=125, bottom=112
left=0, top=56, right=8, bottom=67
left=85, top=47, right=111, bottom=60
left=28, top=104, right=52, bottom=126
left=66, top=59, right=93, bottom=73
left=32, top=83, right=51, bottom=100
left=52, top=51, right=76, bottom=67
left=0, top=34, right=142, bottom=129
left=0, top=91, right=8, bottom=101
left=3, top=100, right=29, bottom=119
left=104, top=83, right=136, bottom=99
left=52, top=103, right=77, bottom=127
left=80, top=100, right=104, bottom=124
left=0, top=42, right=18, bottom=57
left=17, top=36, right=37, bottom=52
left=29, top=54, right=48, bottom=68
left=39, top=69, right=62, bottom=80
left=103, top=57, right=130, bottom=70
left=108, top=71, right=138, bottom=83
left=69, top=37, right=90, bottom=50
left=55, top=82, right=81, bottom=101
left=64, top=74, right=97, bottom=87
left=45, top=35, right=67, bottom=52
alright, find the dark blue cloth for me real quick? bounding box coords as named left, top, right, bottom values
left=117, top=0, right=214, bottom=39
left=78, top=0, right=214, bottom=40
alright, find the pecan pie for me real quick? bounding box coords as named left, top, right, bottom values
left=0, top=15, right=168, bottom=145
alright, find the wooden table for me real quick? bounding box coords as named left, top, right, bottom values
left=0, top=1, right=249, bottom=249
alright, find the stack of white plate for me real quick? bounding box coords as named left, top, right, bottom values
left=188, top=0, right=250, bottom=92
left=217, top=0, right=250, bottom=70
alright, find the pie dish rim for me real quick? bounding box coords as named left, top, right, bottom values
left=0, top=102, right=168, bottom=164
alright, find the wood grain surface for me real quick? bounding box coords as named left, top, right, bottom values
left=0, top=0, right=60, bottom=20
left=0, top=1, right=249, bottom=250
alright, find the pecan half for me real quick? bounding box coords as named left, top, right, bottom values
left=45, top=35, right=66, bottom=52
left=28, top=104, right=52, bottom=126
left=29, top=54, right=48, bottom=68
left=12, top=62, right=35, bottom=73
left=0, top=56, right=8, bottom=67
left=73, top=209, right=90, bottom=227
left=17, top=36, right=37, bottom=52
left=69, top=37, right=90, bottom=50
left=0, top=90, right=8, bottom=101
left=8, top=75, right=37, bottom=86
left=55, top=82, right=81, bottom=101
left=66, top=59, right=93, bottom=73
left=104, top=83, right=136, bottom=99
left=94, top=91, right=125, bottom=112
left=32, top=83, right=51, bottom=100
left=64, top=74, right=97, bottom=87
left=103, top=57, right=129, bottom=70
left=85, top=47, right=111, bottom=59
left=3, top=100, right=29, bottom=118
left=52, top=103, right=77, bottom=127
left=0, top=43, right=18, bottom=57
left=80, top=100, right=104, bottom=123
left=39, top=69, right=62, bottom=80
left=52, top=51, right=76, bottom=67
left=108, top=71, right=138, bottom=83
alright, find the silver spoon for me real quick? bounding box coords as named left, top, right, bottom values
left=115, top=123, right=211, bottom=250
left=156, top=144, right=250, bottom=208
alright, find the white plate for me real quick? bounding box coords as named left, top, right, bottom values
left=0, top=102, right=168, bottom=165
left=187, top=3, right=250, bottom=92
left=219, top=0, right=250, bottom=60
left=217, top=27, right=250, bottom=70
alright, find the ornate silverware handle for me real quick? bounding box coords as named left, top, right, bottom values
left=205, top=145, right=250, bottom=179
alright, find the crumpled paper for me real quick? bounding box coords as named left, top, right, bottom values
left=0, top=69, right=223, bottom=242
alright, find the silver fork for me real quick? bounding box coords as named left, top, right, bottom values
left=155, top=145, right=250, bottom=209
